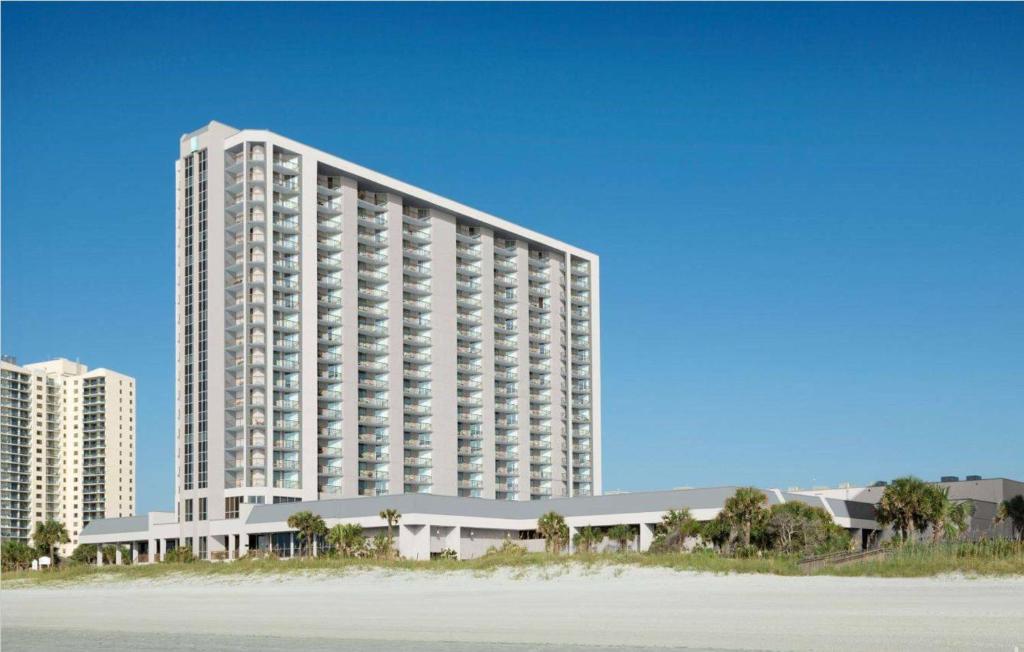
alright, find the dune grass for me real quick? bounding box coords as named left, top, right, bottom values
left=4, top=542, right=1021, bottom=588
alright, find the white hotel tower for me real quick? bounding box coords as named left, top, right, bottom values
left=176, top=122, right=600, bottom=524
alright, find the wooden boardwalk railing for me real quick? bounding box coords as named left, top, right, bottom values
left=798, top=547, right=889, bottom=573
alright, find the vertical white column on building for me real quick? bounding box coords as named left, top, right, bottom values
left=339, top=174, right=361, bottom=497
left=479, top=229, right=496, bottom=498
left=386, top=194, right=406, bottom=494
left=299, top=147, right=319, bottom=500
left=430, top=210, right=458, bottom=495
left=589, top=257, right=602, bottom=495
left=515, top=242, right=532, bottom=501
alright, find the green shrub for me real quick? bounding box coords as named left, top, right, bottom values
left=162, top=546, right=197, bottom=563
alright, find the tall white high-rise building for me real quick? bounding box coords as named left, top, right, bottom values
left=0, top=357, right=136, bottom=552
left=176, top=122, right=600, bottom=527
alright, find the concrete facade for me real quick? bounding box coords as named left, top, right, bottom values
left=80, top=486, right=879, bottom=562
left=176, top=121, right=601, bottom=539
left=0, top=357, right=136, bottom=553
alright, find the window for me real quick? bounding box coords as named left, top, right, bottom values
left=225, top=496, right=240, bottom=519
left=198, top=497, right=207, bottom=521
left=184, top=499, right=193, bottom=522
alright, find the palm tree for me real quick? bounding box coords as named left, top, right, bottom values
left=379, top=509, right=401, bottom=558
left=537, top=511, right=568, bottom=554
left=719, top=487, right=768, bottom=548
left=660, top=508, right=698, bottom=551
left=875, top=476, right=931, bottom=544
left=327, top=523, right=365, bottom=557
left=923, top=485, right=974, bottom=542
left=572, top=526, right=601, bottom=554
left=32, top=519, right=69, bottom=570
left=286, top=511, right=327, bottom=557
left=996, top=495, right=1024, bottom=541
left=607, top=524, right=634, bottom=553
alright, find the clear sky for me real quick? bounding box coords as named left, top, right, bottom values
left=3, top=3, right=1021, bottom=512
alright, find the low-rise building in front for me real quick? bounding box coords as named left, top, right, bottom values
left=0, top=357, right=136, bottom=554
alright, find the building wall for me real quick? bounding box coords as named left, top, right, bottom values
left=0, top=358, right=136, bottom=554
left=175, top=121, right=601, bottom=532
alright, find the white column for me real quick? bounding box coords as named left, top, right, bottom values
left=147, top=539, right=156, bottom=564
left=115, top=547, right=123, bottom=565
left=398, top=523, right=430, bottom=560
left=312, top=537, right=318, bottom=558
left=568, top=526, right=579, bottom=553
left=239, top=535, right=249, bottom=558
left=639, top=523, right=656, bottom=552
left=96, top=546, right=103, bottom=567
left=225, top=534, right=234, bottom=560
left=131, top=542, right=139, bottom=564
left=289, top=533, right=295, bottom=558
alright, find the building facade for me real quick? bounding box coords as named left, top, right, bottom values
left=0, top=357, right=136, bottom=552
left=176, top=122, right=601, bottom=533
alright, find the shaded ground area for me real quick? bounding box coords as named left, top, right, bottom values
left=3, top=567, right=1023, bottom=651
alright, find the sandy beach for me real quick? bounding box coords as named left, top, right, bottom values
left=3, top=567, right=1023, bottom=651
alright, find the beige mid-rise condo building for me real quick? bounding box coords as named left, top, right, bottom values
left=176, top=121, right=601, bottom=528
left=0, top=357, right=136, bottom=553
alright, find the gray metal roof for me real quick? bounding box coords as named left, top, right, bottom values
left=80, top=514, right=149, bottom=536
left=247, top=486, right=777, bottom=525
left=826, top=497, right=877, bottom=520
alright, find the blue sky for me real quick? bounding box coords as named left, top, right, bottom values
left=3, top=3, right=1021, bottom=512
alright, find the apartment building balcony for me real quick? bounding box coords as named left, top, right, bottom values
left=358, top=268, right=388, bottom=283
left=404, top=437, right=432, bottom=450
left=357, top=286, right=388, bottom=302
left=357, top=210, right=388, bottom=229
left=318, top=216, right=343, bottom=233
left=494, top=386, right=517, bottom=398
left=317, top=235, right=343, bottom=252
left=458, top=480, right=483, bottom=490
left=357, top=250, right=388, bottom=265
left=572, top=413, right=592, bottom=424
left=457, top=462, right=483, bottom=473
left=403, top=350, right=430, bottom=364
left=318, top=369, right=342, bottom=382
left=495, top=451, right=518, bottom=462
left=273, top=459, right=301, bottom=471
left=403, top=385, right=431, bottom=399
left=402, top=367, right=430, bottom=381
left=494, top=273, right=517, bottom=288
left=530, top=408, right=551, bottom=419
left=528, top=301, right=550, bottom=314
left=318, top=465, right=343, bottom=477
left=456, top=345, right=481, bottom=359
left=457, top=377, right=481, bottom=391
left=457, top=394, right=482, bottom=408
left=273, top=214, right=300, bottom=233
left=356, top=304, right=386, bottom=318
left=456, top=327, right=481, bottom=343
left=531, top=486, right=553, bottom=497
left=403, top=333, right=431, bottom=348
left=456, top=294, right=480, bottom=309
left=494, top=322, right=517, bottom=335
left=358, top=470, right=390, bottom=481
left=530, top=470, right=552, bottom=480
left=530, top=424, right=552, bottom=435
left=403, top=262, right=432, bottom=279
left=404, top=421, right=432, bottom=433
left=318, top=330, right=342, bottom=346
left=456, top=263, right=481, bottom=278
left=317, top=177, right=343, bottom=196
left=494, top=370, right=518, bottom=383
left=494, top=402, right=518, bottom=414
left=357, top=323, right=387, bottom=337
left=494, top=355, right=517, bottom=368
left=404, top=474, right=433, bottom=486
left=358, top=433, right=388, bottom=445
left=404, top=280, right=430, bottom=295
left=318, top=253, right=343, bottom=270
left=457, top=410, right=482, bottom=424
left=531, top=438, right=553, bottom=450
left=572, top=323, right=591, bottom=335
left=456, top=278, right=480, bottom=293
left=402, top=209, right=430, bottom=227
left=272, top=256, right=299, bottom=272
left=494, top=256, right=516, bottom=272
left=318, top=350, right=343, bottom=363
left=272, top=358, right=300, bottom=371
left=456, top=245, right=481, bottom=261
left=357, top=230, right=388, bottom=247
left=272, top=275, right=299, bottom=292
left=403, top=315, right=431, bottom=330
left=403, top=227, right=430, bottom=244
left=403, top=245, right=430, bottom=261
left=359, top=452, right=390, bottom=464
left=529, top=285, right=551, bottom=298
left=494, top=305, right=517, bottom=320
left=273, top=438, right=300, bottom=451
left=357, top=377, right=387, bottom=390
left=317, top=199, right=342, bottom=216
left=273, top=398, right=301, bottom=411
left=493, top=338, right=516, bottom=351
left=528, top=330, right=548, bottom=344
left=403, top=403, right=431, bottom=416
left=317, top=388, right=342, bottom=402
left=403, top=298, right=430, bottom=313
left=357, top=414, right=387, bottom=427
left=456, top=311, right=481, bottom=327
left=571, top=294, right=590, bottom=306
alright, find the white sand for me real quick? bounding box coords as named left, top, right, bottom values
left=3, top=567, right=1023, bottom=650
